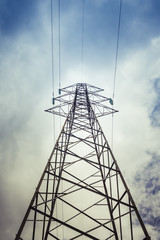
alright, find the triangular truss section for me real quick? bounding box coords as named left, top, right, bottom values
left=15, top=83, right=150, bottom=240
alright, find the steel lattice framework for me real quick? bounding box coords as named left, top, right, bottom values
left=15, top=83, right=150, bottom=240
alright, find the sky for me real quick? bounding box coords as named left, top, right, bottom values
left=0, top=0, right=160, bottom=239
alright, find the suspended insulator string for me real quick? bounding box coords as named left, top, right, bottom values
left=111, top=0, right=122, bottom=149
left=81, top=0, right=85, bottom=83
left=51, top=0, right=54, bottom=97
left=58, top=0, right=61, bottom=92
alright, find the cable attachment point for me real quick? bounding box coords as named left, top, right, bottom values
left=109, top=98, right=113, bottom=105
left=52, top=98, right=55, bottom=105
left=52, top=92, right=55, bottom=105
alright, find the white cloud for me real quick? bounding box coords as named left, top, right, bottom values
left=107, top=38, right=160, bottom=238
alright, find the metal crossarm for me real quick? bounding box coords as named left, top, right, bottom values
left=45, top=83, right=118, bottom=118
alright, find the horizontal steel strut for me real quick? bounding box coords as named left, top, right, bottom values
left=45, top=83, right=118, bottom=118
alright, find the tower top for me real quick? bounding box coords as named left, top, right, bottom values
left=45, top=83, right=118, bottom=118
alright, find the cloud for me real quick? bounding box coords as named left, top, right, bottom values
left=0, top=3, right=54, bottom=239
left=150, top=78, right=160, bottom=127
left=134, top=153, right=160, bottom=239
left=99, top=36, right=160, bottom=238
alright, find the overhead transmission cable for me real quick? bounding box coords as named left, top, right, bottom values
left=80, top=2, right=85, bottom=232
left=81, top=0, right=85, bottom=83
left=58, top=0, right=61, bottom=94
left=57, top=3, right=64, bottom=238
left=50, top=0, right=56, bottom=145
left=50, top=2, right=63, bottom=237
left=111, top=0, right=122, bottom=148
left=112, top=0, right=122, bottom=100
left=51, top=0, right=55, bottom=100
left=57, top=0, right=62, bottom=138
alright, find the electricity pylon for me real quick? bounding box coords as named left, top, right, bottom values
left=15, top=83, right=150, bottom=240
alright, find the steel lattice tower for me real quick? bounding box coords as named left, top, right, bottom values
left=15, top=83, right=150, bottom=240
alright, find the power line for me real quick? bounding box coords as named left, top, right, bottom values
left=51, top=0, right=54, bottom=99
left=58, top=0, right=61, bottom=93
left=50, top=0, right=56, bottom=155
left=81, top=0, right=85, bottom=83
left=111, top=0, right=122, bottom=149
left=57, top=3, right=63, bottom=238
left=112, top=0, right=122, bottom=100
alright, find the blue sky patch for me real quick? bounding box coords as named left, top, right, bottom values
left=0, top=0, right=39, bottom=35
